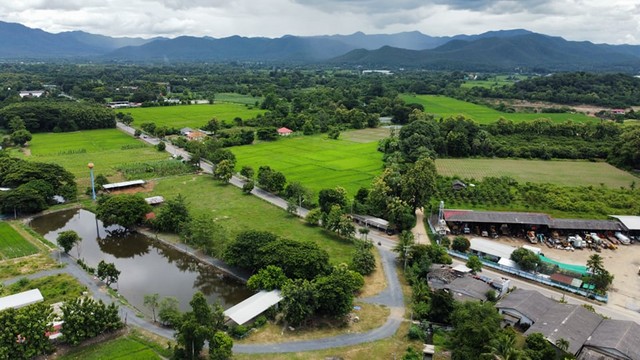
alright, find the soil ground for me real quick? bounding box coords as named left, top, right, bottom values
left=473, top=235, right=640, bottom=312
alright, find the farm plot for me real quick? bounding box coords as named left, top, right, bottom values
left=436, top=158, right=638, bottom=188
left=126, top=103, right=264, bottom=129
left=0, top=222, right=39, bottom=260
left=215, top=92, right=263, bottom=105
left=341, top=127, right=392, bottom=143
left=231, top=134, right=383, bottom=196
left=401, top=94, right=596, bottom=124
left=14, top=129, right=168, bottom=185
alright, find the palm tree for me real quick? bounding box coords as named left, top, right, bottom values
left=481, top=331, right=525, bottom=360
left=556, top=338, right=570, bottom=353
left=586, top=254, right=605, bottom=274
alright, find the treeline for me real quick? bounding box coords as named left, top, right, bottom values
left=0, top=153, right=77, bottom=215
left=0, top=101, right=115, bottom=132
left=468, top=72, right=640, bottom=108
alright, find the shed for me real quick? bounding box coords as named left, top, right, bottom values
left=224, top=290, right=282, bottom=325
left=451, top=180, right=467, bottom=191
left=144, top=196, right=165, bottom=205
left=452, top=264, right=472, bottom=274
left=102, top=179, right=145, bottom=191
left=551, top=219, right=623, bottom=232
left=445, top=210, right=552, bottom=226
left=550, top=273, right=582, bottom=287
left=609, top=215, right=640, bottom=232
left=350, top=214, right=391, bottom=232
left=469, top=237, right=517, bottom=261
left=0, top=289, right=44, bottom=311
left=277, top=127, right=293, bottom=136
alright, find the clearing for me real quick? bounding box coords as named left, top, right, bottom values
left=231, top=131, right=384, bottom=197
left=401, top=94, right=597, bottom=124
left=12, top=129, right=168, bottom=186
left=150, top=174, right=356, bottom=264
left=126, top=103, right=264, bottom=129
left=215, top=92, right=264, bottom=105
left=57, top=330, right=171, bottom=360
left=436, top=158, right=638, bottom=188
left=0, top=222, right=39, bottom=259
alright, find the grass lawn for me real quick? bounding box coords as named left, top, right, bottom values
left=436, top=158, right=639, bottom=188
left=0, top=222, right=39, bottom=259
left=401, top=94, right=597, bottom=124
left=150, top=175, right=355, bottom=264
left=13, top=129, right=168, bottom=186
left=58, top=330, right=171, bottom=360
left=0, top=253, right=59, bottom=280
left=126, top=103, right=264, bottom=128
left=1, top=273, right=87, bottom=305
left=231, top=132, right=384, bottom=197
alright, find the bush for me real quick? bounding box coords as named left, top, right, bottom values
left=452, top=236, right=470, bottom=252
left=242, top=181, right=254, bottom=194
left=253, top=315, right=267, bottom=328
left=156, top=141, right=166, bottom=151
left=407, top=324, right=425, bottom=341
left=230, top=324, right=249, bottom=339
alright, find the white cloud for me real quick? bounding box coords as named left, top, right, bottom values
left=0, top=0, right=638, bottom=44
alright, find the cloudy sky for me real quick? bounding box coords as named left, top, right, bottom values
left=2, top=0, right=640, bottom=44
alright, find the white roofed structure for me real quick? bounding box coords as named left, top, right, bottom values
left=0, top=289, right=44, bottom=311
left=145, top=196, right=165, bottom=205
left=609, top=215, right=640, bottom=231
left=224, top=290, right=282, bottom=325
left=102, top=179, right=145, bottom=191
left=469, top=237, right=518, bottom=260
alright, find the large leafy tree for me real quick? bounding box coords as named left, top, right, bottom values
left=258, top=238, right=331, bottom=280
left=318, top=186, right=348, bottom=214
left=314, top=265, right=364, bottom=319
left=97, top=260, right=120, bottom=287
left=213, top=159, right=235, bottom=183
left=608, top=126, right=640, bottom=169
left=223, top=230, right=278, bottom=271
left=96, top=194, right=151, bottom=229
left=153, top=194, right=190, bottom=233
left=174, top=292, right=225, bottom=360
left=57, top=230, right=81, bottom=254
left=0, top=303, right=54, bottom=359
left=181, top=214, right=229, bottom=258
left=61, top=298, right=122, bottom=345
left=450, top=301, right=503, bottom=360
left=400, top=156, right=437, bottom=210
left=281, top=279, right=318, bottom=327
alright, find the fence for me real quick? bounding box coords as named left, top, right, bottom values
left=447, top=250, right=608, bottom=303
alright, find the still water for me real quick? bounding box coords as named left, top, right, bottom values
left=30, top=208, right=252, bottom=312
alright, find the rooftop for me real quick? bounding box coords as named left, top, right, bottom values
left=582, top=319, right=640, bottom=360
left=0, top=289, right=44, bottom=311
left=469, top=237, right=518, bottom=260
left=496, top=288, right=557, bottom=324
left=609, top=215, right=640, bottom=231
left=446, top=276, right=493, bottom=302
left=224, top=290, right=282, bottom=325
left=550, top=219, right=623, bottom=231
left=444, top=210, right=551, bottom=225
left=102, top=179, right=145, bottom=190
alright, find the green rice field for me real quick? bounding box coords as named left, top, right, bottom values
left=58, top=332, right=169, bottom=360
left=0, top=222, right=39, bottom=260
left=401, top=94, right=596, bottom=124
left=12, top=129, right=168, bottom=184
left=215, top=92, right=263, bottom=105
left=436, top=158, right=638, bottom=188
left=150, top=175, right=355, bottom=264
left=126, top=103, right=264, bottom=129
left=231, top=132, right=384, bottom=197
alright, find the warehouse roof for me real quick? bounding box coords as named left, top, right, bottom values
left=551, top=219, right=623, bottom=231
left=444, top=210, right=551, bottom=225
left=0, top=289, right=44, bottom=311
left=496, top=289, right=557, bottom=324
left=224, top=290, right=282, bottom=325
left=526, top=303, right=603, bottom=355
left=609, top=215, right=640, bottom=231
left=469, top=237, right=518, bottom=260
left=581, top=320, right=640, bottom=360
left=102, top=179, right=145, bottom=190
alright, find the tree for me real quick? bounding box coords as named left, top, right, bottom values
left=156, top=141, right=166, bottom=151
left=315, top=265, right=364, bottom=319
left=0, top=303, right=54, bottom=359
left=450, top=301, right=503, bottom=360
left=586, top=254, right=605, bottom=274
left=259, top=238, right=331, bottom=280
left=181, top=214, right=229, bottom=258
left=10, top=129, right=32, bottom=146
left=242, top=180, right=254, bottom=194
left=257, top=166, right=286, bottom=193
left=61, top=298, right=122, bottom=345
left=57, top=230, right=81, bottom=254
left=401, top=156, right=437, bottom=210
left=350, top=240, right=376, bottom=275
left=153, top=194, right=190, bottom=233
left=213, top=159, right=234, bottom=184
left=556, top=338, right=570, bottom=353
left=466, top=255, right=483, bottom=274
left=144, top=293, right=160, bottom=322
left=286, top=200, right=298, bottom=216
left=510, top=248, right=540, bottom=272
left=451, top=236, right=470, bottom=252
left=96, top=194, right=151, bottom=229
left=608, top=126, right=640, bottom=169
left=158, top=296, right=181, bottom=326
left=209, top=331, right=233, bottom=360
left=97, top=260, right=120, bottom=287
left=481, top=329, right=524, bottom=360
left=281, top=279, right=317, bottom=326
left=239, top=165, right=254, bottom=179
left=174, top=292, right=225, bottom=360
left=318, top=187, right=348, bottom=214
left=247, top=265, right=289, bottom=291
left=524, top=332, right=557, bottom=360
left=327, top=127, right=340, bottom=139
left=305, top=208, right=322, bottom=226
left=224, top=230, right=279, bottom=271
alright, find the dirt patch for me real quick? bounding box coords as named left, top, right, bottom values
left=108, top=180, right=156, bottom=195
left=21, top=147, right=31, bottom=156
left=358, top=249, right=386, bottom=298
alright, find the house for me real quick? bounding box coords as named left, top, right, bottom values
left=186, top=130, right=206, bottom=141
left=277, top=127, right=293, bottom=136
left=19, top=90, right=45, bottom=98
left=496, top=288, right=557, bottom=327
left=611, top=109, right=626, bottom=115
left=451, top=180, right=467, bottom=191
left=578, top=320, right=640, bottom=360
left=445, top=276, right=494, bottom=302
left=180, top=127, right=194, bottom=136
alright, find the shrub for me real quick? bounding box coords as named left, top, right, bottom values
left=452, top=236, right=470, bottom=252
left=408, top=324, right=425, bottom=341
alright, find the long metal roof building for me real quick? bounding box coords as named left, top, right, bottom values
left=224, top=290, right=282, bottom=325
left=0, top=289, right=44, bottom=311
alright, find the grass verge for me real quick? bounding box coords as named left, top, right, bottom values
left=1, top=273, right=87, bottom=305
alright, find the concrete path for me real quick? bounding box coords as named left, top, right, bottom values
left=411, top=208, right=429, bottom=245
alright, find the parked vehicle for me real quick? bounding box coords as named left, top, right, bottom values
left=614, top=232, right=631, bottom=245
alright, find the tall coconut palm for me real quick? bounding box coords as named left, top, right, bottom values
left=556, top=338, right=570, bottom=353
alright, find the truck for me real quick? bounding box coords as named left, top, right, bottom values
left=614, top=232, right=631, bottom=245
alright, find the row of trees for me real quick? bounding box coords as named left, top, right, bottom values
left=0, top=101, right=116, bottom=132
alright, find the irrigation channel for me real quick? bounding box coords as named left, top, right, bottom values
left=29, top=208, right=253, bottom=313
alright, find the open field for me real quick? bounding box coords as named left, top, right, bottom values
left=13, top=129, right=168, bottom=185
left=401, top=94, right=597, bottom=124
left=0, top=222, right=39, bottom=259
left=150, top=174, right=355, bottom=264
left=0, top=253, right=59, bottom=280
left=436, top=158, right=638, bottom=188
left=461, top=75, right=528, bottom=89
left=215, top=92, right=263, bottom=105
left=126, top=103, right=264, bottom=128
left=58, top=331, right=171, bottom=360
left=231, top=132, right=383, bottom=196
left=341, top=127, right=392, bottom=143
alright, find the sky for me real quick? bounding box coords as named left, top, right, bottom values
left=2, top=0, right=640, bottom=44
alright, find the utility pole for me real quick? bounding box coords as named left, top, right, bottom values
left=88, top=162, right=96, bottom=201
left=403, top=245, right=411, bottom=271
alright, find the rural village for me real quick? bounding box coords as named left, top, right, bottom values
left=2, top=15, right=640, bottom=360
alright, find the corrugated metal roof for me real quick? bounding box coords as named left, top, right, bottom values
left=609, top=215, right=640, bottom=231
left=496, top=288, right=557, bottom=324
left=445, top=210, right=551, bottom=225
left=583, top=320, right=640, bottom=360
left=469, top=237, right=518, bottom=260
left=0, top=289, right=44, bottom=311
left=550, top=219, right=623, bottom=231
left=144, top=196, right=165, bottom=205
left=102, top=179, right=145, bottom=190
left=224, top=290, right=282, bottom=325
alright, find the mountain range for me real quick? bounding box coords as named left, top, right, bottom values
left=1, top=20, right=640, bottom=71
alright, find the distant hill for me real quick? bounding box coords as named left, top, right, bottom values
left=103, top=35, right=355, bottom=62
left=57, top=31, right=158, bottom=51
left=331, top=33, right=640, bottom=71
left=0, top=21, right=102, bottom=58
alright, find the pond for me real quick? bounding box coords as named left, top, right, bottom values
left=30, top=208, right=253, bottom=312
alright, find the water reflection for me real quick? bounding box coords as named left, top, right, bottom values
left=30, top=208, right=252, bottom=312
